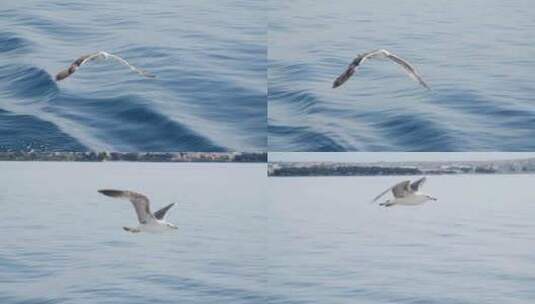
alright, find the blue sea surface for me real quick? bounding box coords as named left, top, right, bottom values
left=267, top=174, right=535, bottom=303
left=0, top=162, right=267, bottom=303
left=0, top=0, right=266, bottom=152
left=268, top=0, right=535, bottom=151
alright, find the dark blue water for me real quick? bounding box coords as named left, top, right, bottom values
left=268, top=0, right=535, bottom=151
left=0, top=0, right=266, bottom=152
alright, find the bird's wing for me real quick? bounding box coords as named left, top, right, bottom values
left=371, top=179, right=409, bottom=203
left=106, top=53, right=156, bottom=78
left=98, top=189, right=155, bottom=224
left=78, top=53, right=102, bottom=65
left=371, top=184, right=395, bottom=203
left=410, top=177, right=426, bottom=192
left=361, top=49, right=387, bottom=60
left=332, top=53, right=368, bottom=88
left=386, top=52, right=430, bottom=89
left=391, top=180, right=412, bottom=198
left=153, top=203, right=176, bottom=220
left=55, top=53, right=98, bottom=81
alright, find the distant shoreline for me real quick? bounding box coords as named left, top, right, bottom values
left=0, top=152, right=267, bottom=163
left=268, top=158, right=535, bottom=176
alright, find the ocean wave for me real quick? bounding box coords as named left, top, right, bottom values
left=0, top=0, right=266, bottom=152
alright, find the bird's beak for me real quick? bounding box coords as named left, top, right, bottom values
left=431, top=197, right=438, bottom=201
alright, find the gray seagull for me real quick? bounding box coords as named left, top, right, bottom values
left=98, top=189, right=177, bottom=233
left=55, top=51, right=155, bottom=81
left=333, top=49, right=430, bottom=89
left=371, top=177, right=437, bottom=207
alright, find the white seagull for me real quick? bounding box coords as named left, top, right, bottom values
left=98, top=189, right=178, bottom=233
left=371, top=177, right=437, bottom=207
left=332, top=49, right=430, bottom=89
left=55, top=51, right=156, bottom=81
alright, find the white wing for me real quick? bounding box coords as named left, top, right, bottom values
left=371, top=185, right=395, bottom=203
left=371, top=180, right=414, bottom=204
left=333, top=49, right=429, bottom=89
left=106, top=53, right=156, bottom=78
left=79, top=52, right=105, bottom=65
left=385, top=52, right=430, bottom=89
left=98, top=189, right=156, bottom=224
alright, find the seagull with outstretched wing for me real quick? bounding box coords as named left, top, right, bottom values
left=98, top=189, right=177, bottom=233
left=55, top=51, right=156, bottom=81
left=371, top=177, right=437, bottom=207
left=333, top=49, right=429, bottom=90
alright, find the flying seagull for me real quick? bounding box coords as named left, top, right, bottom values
left=332, top=49, right=430, bottom=89
left=371, top=177, right=437, bottom=207
left=55, top=51, right=156, bottom=81
left=98, top=189, right=177, bottom=233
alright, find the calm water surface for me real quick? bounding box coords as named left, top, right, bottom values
left=0, top=162, right=267, bottom=303
left=267, top=175, right=535, bottom=303
left=2, top=163, right=534, bottom=303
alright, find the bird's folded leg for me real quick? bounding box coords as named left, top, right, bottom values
left=379, top=202, right=395, bottom=207
left=123, top=227, right=141, bottom=233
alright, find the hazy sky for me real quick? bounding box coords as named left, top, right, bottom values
left=269, top=152, right=535, bottom=162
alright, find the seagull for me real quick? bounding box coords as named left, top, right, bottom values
left=98, top=189, right=178, bottom=233
left=55, top=51, right=156, bottom=81
left=371, top=177, right=437, bottom=207
left=332, top=49, right=430, bottom=89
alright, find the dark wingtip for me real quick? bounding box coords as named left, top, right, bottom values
left=55, top=70, right=70, bottom=82
left=98, top=189, right=123, bottom=197
left=332, top=76, right=345, bottom=89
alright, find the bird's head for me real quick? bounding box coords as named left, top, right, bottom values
left=167, top=223, right=178, bottom=230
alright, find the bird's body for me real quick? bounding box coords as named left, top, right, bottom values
left=55, top=51, right=155, bottom=81
left=124, top=221, right=174, bottom=234
left=332, top=49, right=429, bottom=89
left=380, top=192, right=431, bottom=207
left=371, top=177, right=437, bottom=207
left=98, top=189, right=177, bottom=233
